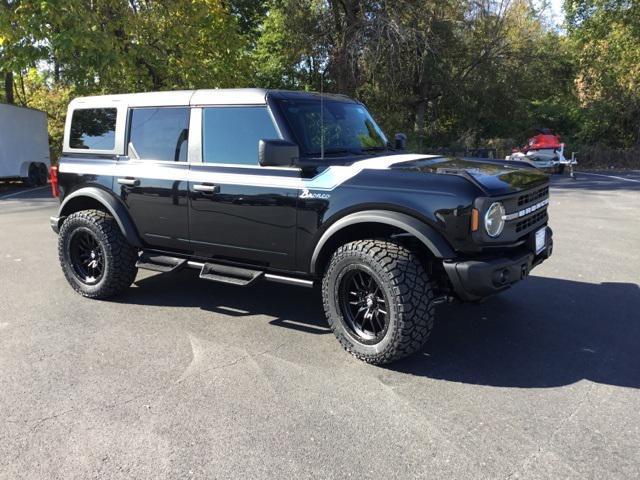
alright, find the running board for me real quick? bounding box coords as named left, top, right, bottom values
left=186, top=261, right=314, bottom=288
left=199, top=263, right=263, bottom=286
left=136, top=253, right=187, bottom=273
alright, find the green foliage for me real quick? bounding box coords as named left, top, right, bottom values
left=17, top=69, right=73, bottom=162
left=1, top=0, right=638, bottom=158
left=566, top=0, right=640, bottom=147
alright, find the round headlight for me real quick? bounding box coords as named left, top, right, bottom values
left=484, top=202, right=505, bottom=237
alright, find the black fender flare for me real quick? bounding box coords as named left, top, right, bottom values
left=310, top=210, right=455, bottom=274
left=57, top=187, right=143, bottom=248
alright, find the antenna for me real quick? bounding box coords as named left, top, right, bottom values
left=320, top=70, right=324, bottom=160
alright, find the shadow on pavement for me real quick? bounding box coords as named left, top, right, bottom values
left=392, top=276, right=640, bottom=389
left=124, top=270, right=330, bottom=335
left=123, top=270, right=640, bottom=390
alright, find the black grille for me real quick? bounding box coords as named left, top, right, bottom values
left=516, top=210, right=547, bottom=232
left=518, top=186, right=549, bottom=207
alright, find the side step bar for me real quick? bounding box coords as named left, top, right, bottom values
left=136, top=252, right=187, bottom=273
left=187, top=261, right=314, bottom=288
left=137, top=253, right=314, bottom=288
left=199, top=263, right=263, bottom=286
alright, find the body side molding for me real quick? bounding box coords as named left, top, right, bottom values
left=310, top=210, right=456, bottom=274
left=56, top=187, right=143, bottom=247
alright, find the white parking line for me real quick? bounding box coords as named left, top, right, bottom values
left=578, top=172, right=640, bottom=183
left=0, top=186, right=49, bottom=200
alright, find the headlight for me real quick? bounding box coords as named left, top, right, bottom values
left=484, top=202, right=505, bottom=237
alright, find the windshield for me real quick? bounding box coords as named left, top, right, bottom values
left=277, top=98, right=388, bottom=156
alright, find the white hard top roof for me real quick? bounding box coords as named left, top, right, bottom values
left=69, top=88, right=270, bottom=109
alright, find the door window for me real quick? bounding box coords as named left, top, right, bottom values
left=128, top=107, right=190, bottom=161
left=202, top=107, right=280, bottom=165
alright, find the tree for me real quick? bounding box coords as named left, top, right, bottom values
left=0, top=0, right=48, bottom=103
left=566, top=0, right=640, bottom=146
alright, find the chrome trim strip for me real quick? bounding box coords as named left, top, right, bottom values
left=503, top=198, right=549, bottom=221
left=264, top=274, right=314, bottom=287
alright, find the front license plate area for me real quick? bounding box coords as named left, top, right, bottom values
left=535, top=228, right=546, bottom=255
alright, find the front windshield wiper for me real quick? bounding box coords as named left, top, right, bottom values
left=360, top=146, right=387, bottom=152
left=306, top=148, right=364, bottom=156
left=307, top=146, right=387, bottom=156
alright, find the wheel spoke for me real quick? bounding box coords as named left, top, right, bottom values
left=366, top=275, right=374, bottom=291
left=372, top=312, right=383, bottom=333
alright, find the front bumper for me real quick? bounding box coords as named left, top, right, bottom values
left=444, top=226, right=553, bottom=301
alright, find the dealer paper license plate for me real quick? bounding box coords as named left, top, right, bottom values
left=535, top=227, right=546, bottom=254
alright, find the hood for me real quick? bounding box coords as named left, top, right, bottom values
left=387, top=156, right=549, bottom=195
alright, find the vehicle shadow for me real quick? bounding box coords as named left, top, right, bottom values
left=122, top=270, right=331, bottom=335
left=122, top=270, right=640, bottom=389
left=392, top=276, right=640, bottom=389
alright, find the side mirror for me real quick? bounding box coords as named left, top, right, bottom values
left=394, top=133, right=407, bottom=150
left=259, top=139, right=299, bottom=167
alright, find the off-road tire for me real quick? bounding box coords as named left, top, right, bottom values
left=322, top=239, right=435, bottom=364
left=58, top=209, right=138, bottom=299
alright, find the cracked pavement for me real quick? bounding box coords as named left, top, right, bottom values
left=1, top=173, right=639, bottom=479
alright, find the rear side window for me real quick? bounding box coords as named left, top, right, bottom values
left=202, top=107, right=280, bottom=165
left=69, top=108, right=117, bottom=150
left=128, top=107, right=190, bottom=161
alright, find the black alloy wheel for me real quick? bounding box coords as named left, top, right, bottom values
left=338, top=267, right=389, bottom=344
left=68, top=228, right=105, bottom=285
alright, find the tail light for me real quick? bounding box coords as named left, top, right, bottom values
left=50, top=165, right=59, bottom=197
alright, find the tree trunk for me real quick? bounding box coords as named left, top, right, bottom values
left=414, top=100, right=427, bottom=152
left=328, top=0, right=363, bottom=95
left=4, top=71, right=14, bottom=104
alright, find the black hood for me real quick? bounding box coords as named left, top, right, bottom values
left=391, top=156, right=549, bottom=195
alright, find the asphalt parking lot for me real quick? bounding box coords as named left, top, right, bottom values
left=1, top=173, right=639, bottom=479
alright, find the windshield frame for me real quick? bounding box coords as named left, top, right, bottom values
left=272, top=96, right=389, bottom=158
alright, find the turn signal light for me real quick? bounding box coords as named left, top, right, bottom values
left=471, top=208, right=479, bottom=232
left=49, top=165, right=59, bottom=198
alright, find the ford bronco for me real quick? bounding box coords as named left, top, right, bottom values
left=50, top=89, right=553, bottom=364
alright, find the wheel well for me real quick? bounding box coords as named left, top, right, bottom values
left=314, top=222, right=437, bottom=276
left=60, top=196, right=110, bottom=219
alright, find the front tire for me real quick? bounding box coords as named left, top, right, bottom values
left=322, top=240, right=435, bottom=364
left=58, top=209, right=138, bottom=299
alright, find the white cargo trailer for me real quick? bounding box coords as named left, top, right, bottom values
left=0, top=103, right=50, bottom=186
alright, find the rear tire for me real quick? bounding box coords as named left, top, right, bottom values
left=322, top=239, right=435, bottom=365
left=37, top=163, right=48, bottom=185
left=58, top=209, right=138, bottom=299
left=23, top=163, right=39, bottom=187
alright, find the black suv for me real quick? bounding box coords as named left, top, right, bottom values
left=50, top=89, right=553, bottom=364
